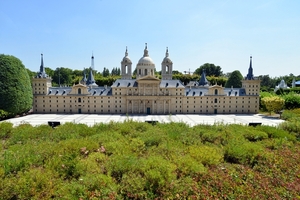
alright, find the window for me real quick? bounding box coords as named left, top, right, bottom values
left=78, top=98, right=81, bottom=103
left=214, top=98, right=217, bottom=103
left=78, top=88, right=81, bottom=94
left=215, top=89, right=218, bottom=95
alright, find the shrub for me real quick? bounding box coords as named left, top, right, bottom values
left=242, top=129, right=268, bottom=142
left=261, top=96, right=285, bottom=115
left=189, top=145, right=223, bottom=166
left=0, top=122, right=13, bottom=139
left=224, top=138, right=263, bottom=166
left=0, top=54, right=33, bottom=116
left=282, top=93, right=300, bottom=109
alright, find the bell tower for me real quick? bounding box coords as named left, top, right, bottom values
left=121, top=47, right=132, bottom=79
left=242, top=56, right=261, bottom=95
left=161, top=47, right=173, bottom=80
left=32, top=54, right=52, bottom=95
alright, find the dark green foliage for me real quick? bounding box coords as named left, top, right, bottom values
left=194, top=63, right=223, bottom=77
left=0, top=54, right=33, bottom=116
left=282, top=93, right=300, bottom=109
left=0, top=120, right=299, bottom=199
left=225, top=70, right=243, bottom=88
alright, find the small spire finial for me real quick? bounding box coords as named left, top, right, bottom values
left=166, top=47, right=169, bottom=57
left=143, top=43, right=149, bottom=57
left=125, top=46, right=128, bottom=56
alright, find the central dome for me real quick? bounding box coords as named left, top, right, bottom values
left=136, top=43, right=156, bottom=78
left=137, top=56, right=155, bottom=66
left=136, top=43, right=155, bottom=69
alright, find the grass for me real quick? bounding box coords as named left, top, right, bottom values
left=0, top=112, right=299, bottom=199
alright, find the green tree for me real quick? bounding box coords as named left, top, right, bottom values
left=45, top=67, right=54, bottom=78
left=52, top=67, right=73, bottom=86
left=261, top=96, right=285, bottom=115
left=0, top=54, right=33, bottom=116
left=194, top=63, right=223, bottom=77
left=102, top=67, right=110, bottom=77
left=225, top=70, right=243, bottom=88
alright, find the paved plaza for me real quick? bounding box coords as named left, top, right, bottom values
left=2, top=114, right=285, bottom=127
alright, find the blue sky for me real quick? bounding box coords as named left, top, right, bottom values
left=1, top=0, right=299, bottom=77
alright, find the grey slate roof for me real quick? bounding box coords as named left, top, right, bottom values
left=224, top=88, right=246, bottom=96
left=184, top=87, right=246, bottom=96
left=48, top=87, right=72, bottom=95
left=47, top=86, right=112, bottom=96
left=160, top=80, right=185, bottom=88
left=185, top=88, right=209, bottom=96
left=111, top=79, right=138, bottom=88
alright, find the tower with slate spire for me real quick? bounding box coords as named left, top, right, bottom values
left=199, top=69, right=209, bottom=86
left=161, top=47, right=173, bottom=80
left=242, top=56, right=261, bottom=95
left=121, top=47, right=132, bottom=79
left=32, top=54, right=52, bottom=95
left=86, top=55, right=98, bottom=87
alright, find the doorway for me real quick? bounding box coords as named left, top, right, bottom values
left=78, top=108, right=82, bottom=114
left=147, top=107, right=151, bottom=114
left=214, top=109, right=217, bottom=114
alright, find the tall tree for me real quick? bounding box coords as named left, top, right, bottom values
left=52, top=67, right=72, bottom=86
left=194, top=63, right=223, bottom=77
left=0, top=54, right=33, bottom=116
left=225, top=70, right=243, bottom=88
left=102, top=67, right=110, bottom=77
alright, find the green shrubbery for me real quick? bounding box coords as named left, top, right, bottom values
left=0, top=120, right=299, bottom=199
left=0, top=54, right=33, bottom=117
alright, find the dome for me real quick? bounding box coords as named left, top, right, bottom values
left=137, top=56, right=155, bottom=67
left=121, top=47, right=132, bottom=64
left=122, top=56, right=132, bottom=64
left=162, top=57, right=172, bottom=64
left=136, top=43, right=155, bottom=68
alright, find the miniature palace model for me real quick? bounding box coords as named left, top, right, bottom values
left=32, top=44, right=260, bottom=115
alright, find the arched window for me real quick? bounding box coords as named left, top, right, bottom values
left=78, top=98, right=81, bottom=103
left=214, top=98, right=218, bottom=103
left=139, top=69, right=141, bottom=75
left=78, top=88, right=81, bottom=94
left=125, top=65, right=128, bottom=74
left=166, top=65, right=169, bottom=74
left=145, top=69, right=148, bottom=75
left=214, top=89, right=218, bottom=95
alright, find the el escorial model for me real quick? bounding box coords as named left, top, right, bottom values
left=32, top=44, right=260, bottom=115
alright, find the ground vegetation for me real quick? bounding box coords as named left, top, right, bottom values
left=0, top=114, right=299, bottom=199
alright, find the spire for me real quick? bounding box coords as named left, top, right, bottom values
left=165, top=47, right=169, bottom=57
left=143, top=43, right=149, bottom=57
left=125, top=46, right=128, bottom=57
left=199, top=69, right=209, bottom=86
left=86, top=67, right=98, bottom=86
left=246, top=56, right=254, bottom=80
left=36, top=53, right=48, bottom=78
left=91, top=53, right=94, bottom=70
left=40, top=54, right=44, bottom=73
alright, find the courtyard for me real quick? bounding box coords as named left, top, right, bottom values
left=2, top=114, right=284, bottom=127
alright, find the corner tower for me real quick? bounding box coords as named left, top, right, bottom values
left=121, top=47, right=132, bottom=79
left=32, top=54, right=52, bottom=95
left=242, top=56, right=261, bottom=95
left=161, top=47, right=173, bottom=80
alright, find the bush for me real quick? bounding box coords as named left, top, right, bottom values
left=282, top=93, right=300, bottom=109
left=0, top=54, right=33, bottom=116
left=0, top=122, right=13, bottom=139
left=261, top=96, right=285, bottom=115
left=224, top=138, right=263, bottom=166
